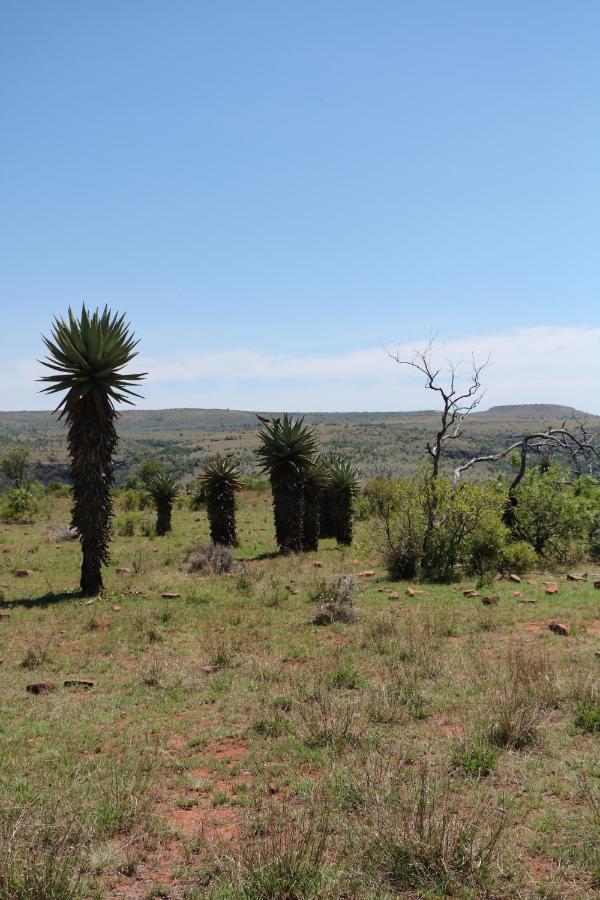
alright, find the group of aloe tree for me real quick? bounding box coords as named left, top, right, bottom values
left=40, top=305, right=359, bottom=596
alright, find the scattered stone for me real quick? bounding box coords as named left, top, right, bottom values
left=161, top=592, right=181, bottom=599
left=358, top=570, right=376, bottom=577
left=350, top=559, right=359, bottom=565
left=509, top=574, right=522, bottom=583
left=493, top=572, right=504, bottom=581
left=201, top=665, right=220, bottom=674
left=388, top=590, right=400, bottom=599
left=482, top=595, right=500, bottom=605
left=27, top=547, right=39, bottom=554
left=116, top=566, right=132, bottom=575
left=567, top=572, right=587, bottom=582
left=463, top=589, right=480, bottom=597
left=518, top=598, right=537, bottom=604
left=510, top=590, right=522, bottom=597
left=312, top=561, right=323, bottom=569
left=289, top=588, right=301, bottom=595
left=111, top=604, right=122, bottom=612
left=594, top=581, right=600, bottom=590
left=2, top=547, right=14, bottom=553
left=549, top=622, right=569, bottom=636
left=14, top=569, right=31, bottom=577
left=545, top=584, right=559, bottom=595
left=26, top=682, right=55, bottom=695
left=64, top=679, right=96, bottom=689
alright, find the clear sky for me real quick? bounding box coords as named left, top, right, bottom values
left=1, top=1, right=599, bottom=412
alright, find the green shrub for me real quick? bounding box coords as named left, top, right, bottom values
left=116, top=514, right=136, bottom=537
left=451, top=739, right=499, bottom=778
left=499, top=540, right=538, bottom=574
left=0, top=486, right=38, bottom=521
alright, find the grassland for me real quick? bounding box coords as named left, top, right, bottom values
left=1, top=489, right=600, bottom=898
left=1, top=404, right=598, bottom=486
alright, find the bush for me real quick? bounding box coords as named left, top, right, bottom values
left=311, top=574, right=360, bottom=625
left=499, top=540, right=539, bottom=574
left=0, top=486, right=38, bottom=521
left=185, top=543, right=235, bottom=575
left=510, top=464, right=589, bottom=559
left=116, top=514, right=136, bottom=537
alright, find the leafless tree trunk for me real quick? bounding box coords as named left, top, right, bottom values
left=387, top=338, right=490, bottom=477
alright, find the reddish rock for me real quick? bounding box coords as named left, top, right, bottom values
left=116, top=566, right=132, bottom=575
left=26, top=682, right=55, bottom=695
left=111, top=604, right=122, bottom=612
left=567, top=572, right=587, bottom=582
left=545, top=584, right=559, bottom=595
left=510, top=590, right=522, bottom=597
left=594, top=581, right=600, bottom=590
left=482, top=595, right=500, bottom=605
left=358, top=570, right=376, bottom=577
left=2, top=548, right=13, bottom=553
left=14, top=569, right=31, bottom=577
left=388, top=590, right=400, bottom=599
left=549, top=622, right=569, bottom=636
left=350, top=559, right=360, bottom=565
left=509, top=574, right=522, bottom=583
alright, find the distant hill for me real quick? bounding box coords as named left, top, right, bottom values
left=0, top=404, right=598, bottom=486
left=481, top=403, right=597, bottom=420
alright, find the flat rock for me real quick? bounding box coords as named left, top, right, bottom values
left=14, top=569, right=31, bottom=577
left=406, top=587, right=424, bottom=597
left=64, top=679, right=96, bottom=689
left=509, top=574, right=522, bottom=583
left=463, top=589, right=480, bottom=597
left=358, top=570, right=376, bottom=577
left=0, top=612, right=9, bottom=620
left=388, top=590, right=400, bottom=599
left=545, top=584, right=559, bottom=595
left=567, top=572, right=587, bottom=582
left=518, top=598, right=537, bottom=604
left=510, top=590, right=522, bottom=597
left=26, top=682, right=55, bottom=695
left=482, top=595, right=500, bottom=605
left=161, top=592, right=181, bottom=599
left=111, top=604, right=122, bottom=611
left=2, top=548, right=13, bottom=553
left=549, top=622, right=569, bottom=636
left=116, top=566, right=132, bottom=575
left=201, top=664, right=220, bottom=674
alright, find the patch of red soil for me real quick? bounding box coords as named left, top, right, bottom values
left=326, top=634, right=350, bottom=646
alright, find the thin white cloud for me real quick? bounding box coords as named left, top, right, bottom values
left=3, top=325, right=600, bottom=413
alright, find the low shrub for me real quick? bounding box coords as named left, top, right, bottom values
left=311, top=574, right=360, bottom=625
left=184, top=543, right=235, bottom=575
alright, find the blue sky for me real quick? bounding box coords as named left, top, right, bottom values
left=1, top=1, right=599, bottom=411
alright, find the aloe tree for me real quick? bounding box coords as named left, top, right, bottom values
left=198, top=455, right=242, bottom=546
left=302, top=460, right=327, bottom=552
left=323, top=454, right=360, bottom=546
left=147, top=473, right=179, bottom=535
left=40, top=306, right=145, bottom=594
left=255, top=414, right=318, bottom=554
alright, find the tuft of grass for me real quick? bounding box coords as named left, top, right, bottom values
left=451, top=738, right=499, bottom=778
left=575, top=700, right=600, bottom=734
left=365, top=768, right=508, bottom=894
left=324, top=664, right=366, bottom=691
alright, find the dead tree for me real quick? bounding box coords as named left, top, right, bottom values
left=388, top=339, right=490, bottom=477
left=453, top=423, right=599, bottom=525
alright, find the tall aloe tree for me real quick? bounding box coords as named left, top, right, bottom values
left=39, top=306, right=145, bottom=595
left=323, top=454, right=360, bottom=546
left=255, top=414, right=318, bottom=554
left=147, top=473, right=179, bottom=535
left=302, top=460, right=327, bottom=552
left=198, top=455, right=242, bottom=546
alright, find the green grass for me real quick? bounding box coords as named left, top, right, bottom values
left=1, top=489, right=600, bottom=897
